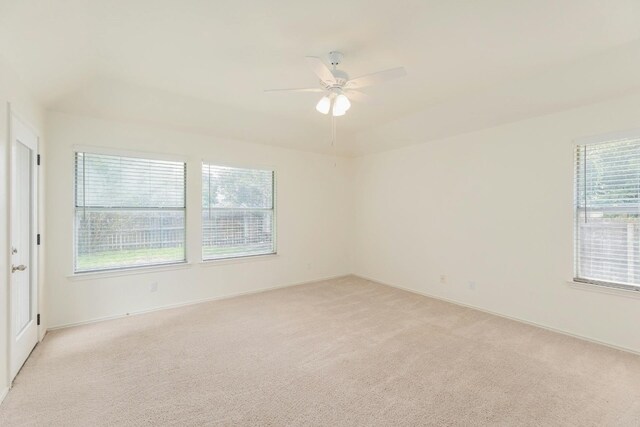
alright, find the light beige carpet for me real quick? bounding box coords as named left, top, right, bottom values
left=2, top=276, right=640, bottom=426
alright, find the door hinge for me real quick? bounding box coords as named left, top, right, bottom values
left=37, top=234, right=41, bottom=245
left=37, top=154, right=40, bottom=165
left=37, top=314, right=40, bottom=326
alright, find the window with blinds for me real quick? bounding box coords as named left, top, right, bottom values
left=575, top=136, right=640, bottom=290
left=202, top=164, right=275, bottom=260
left=74, top=152, right=186, bottom=273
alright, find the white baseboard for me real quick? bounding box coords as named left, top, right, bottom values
left=353, top=274, right=640, bottom=357
left=0, top=386, right=9, bottom=406
left=49, top=274, right=349, bottom=330
left=44, top=272, right=640, bottom=355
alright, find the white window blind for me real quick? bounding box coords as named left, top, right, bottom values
left=74, top=152, right=186, bottom=272
left=575, top=137, right=640, bottom=290
left=202, top=164, right=275, bottom=260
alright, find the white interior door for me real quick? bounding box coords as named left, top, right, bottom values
left=9, top=112, right=39, bottom=380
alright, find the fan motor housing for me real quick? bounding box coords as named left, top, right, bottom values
left=322, top=51, right=348, bottom=87
left=330, top=69, right=349, bottom=87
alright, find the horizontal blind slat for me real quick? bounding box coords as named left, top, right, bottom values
left=74, top=152, right=186, bottom=272
left=575, top=139, right=640, bottom=289
left=75, top=152, right=186, bottom=208
left=202, top=164, right=275, bottom=260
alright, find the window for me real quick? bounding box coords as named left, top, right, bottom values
left=202, top=164, right=275, bottom=260
left=575, top=136, right=640, bottom=290
left=74, top=152, right=186, bottom=273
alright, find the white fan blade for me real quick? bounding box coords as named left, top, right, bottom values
left=305, top=56, right=336, bottom=84
left=345, top=67, right=407, bottom=89
left=345, top=90, right=370, bottom=103
left=264, top=87, right=323, bottom=93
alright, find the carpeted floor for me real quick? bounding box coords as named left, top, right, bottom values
left=1, top=276, right=640, bottom=426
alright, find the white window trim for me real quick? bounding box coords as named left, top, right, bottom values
left=200, top=158, right=276, bottom=173
left=200, top=161, right=277, bottom=262
left=573, top=128, right=640, bottom=147
left=572, top=129, right=640, bottom=291
left=68, top=261, right=192, bottom=280
left=73, top=145, right=188, bottom=163
left=567, top=279, right=640, bottom=300
left=199, top=253, right=279, bottom=267
left=71, top=147, right=188, bottom=274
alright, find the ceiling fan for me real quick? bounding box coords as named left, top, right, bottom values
left=265, top=51, right=407, bottom=117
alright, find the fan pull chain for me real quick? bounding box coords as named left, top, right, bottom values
left=331, top=114, right=335, bottom=146
left=332, top=115, right=337, bottom=167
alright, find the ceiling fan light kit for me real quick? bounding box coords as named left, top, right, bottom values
left=265, top=51, right=406, bottom=143
left=316, top=95, right=331, bottom=114
left=315, top=92, right=351, bottom=116
left=265, top=51, right=406, bottom=115
left=333, top=93, right=351, bottom=115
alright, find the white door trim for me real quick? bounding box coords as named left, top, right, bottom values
left=7, top=104, right=40, bottom=382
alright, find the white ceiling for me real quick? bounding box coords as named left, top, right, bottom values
left=2, top=0, right=640, bottom=155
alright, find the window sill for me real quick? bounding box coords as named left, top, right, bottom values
left=199, top=253, right=278, bottom=267
left=567, top=279, right=640, bottom=300
left=67, top=261, right=192, bottom=281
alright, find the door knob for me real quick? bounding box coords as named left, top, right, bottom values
left=11, top=264, right=27, bottom=273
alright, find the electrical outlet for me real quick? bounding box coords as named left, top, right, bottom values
left=468, top=281, right=476, bottom=290
left=440, top=275, right=447, bottom=284
left=149, top=282, right=158, bottom=293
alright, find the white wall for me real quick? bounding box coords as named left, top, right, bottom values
left=34, top=78, right=640, bottom=362
left=45, top=112, right=353, bottom=328
left=0, top=56, right=45, bottom=396
left=354, top=93, right=640, bottom=354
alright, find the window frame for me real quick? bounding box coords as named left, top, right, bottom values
left=72, top=146, right=188, bottom=274
left=573, top=130, right=640, bottom=292
left=200, top=161, right=277, bottom=262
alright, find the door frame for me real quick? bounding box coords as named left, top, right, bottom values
left=6, top=104, right=40, bottom=382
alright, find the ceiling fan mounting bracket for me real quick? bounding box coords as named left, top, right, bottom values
left=329, top=51, right=343, bottom=67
